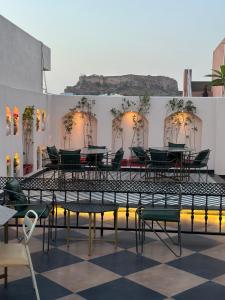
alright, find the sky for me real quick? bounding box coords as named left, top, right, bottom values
left=0, top=0, right=225, bottom=94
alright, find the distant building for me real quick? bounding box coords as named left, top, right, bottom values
left=183, top=69, right=212, bottom=97
left=212, top=38, right=225, bottom=97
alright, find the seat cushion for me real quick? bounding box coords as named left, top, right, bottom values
left=141, top=208, right=180, bottom=222
left=14, top=204, right=51, bottom=218
left=5, top=178, right=28, bottom=211
left=0, top=244, right=28, bottom=266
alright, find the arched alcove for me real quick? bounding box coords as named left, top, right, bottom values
left=6, top=155, right=11, bottom=177
left=61, top=111, right=97, bottom=149
left=22, top=106, right=34, bottom=175
left=6, top=106, right=12, bottom=136
left=13, top=106, right=19, bottom=135
left=164, top=112, right=202, bottom=151
left=13, top=153, right=20, bottom=177
left=37, top=146, right=42, bottom=169
left=36, top=109, right=41, bottom=131
left=41, top=110, right=46, bottom=131
left=112, top=112, right=149, bottom=158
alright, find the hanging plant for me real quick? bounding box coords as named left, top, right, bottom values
left=110, top=95, right=150, bottom=148
left=63, top=97, right=96, bottom=148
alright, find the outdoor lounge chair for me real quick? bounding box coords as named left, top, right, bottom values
left=3, top=178, right=54, bottom=252
left=59, top=149, right=86, bottom=179
left=135, top=185, right=182, bottom=257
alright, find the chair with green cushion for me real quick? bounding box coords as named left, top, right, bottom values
left=131, top=146, right=150, bottom=165
left=98, top=148, right=124, bottom=180
left=146, top=148, right=176, bottom=181
left=43, top=145, right=60, bottom=178
left=183, top=149, right=210, bottom=182
left=59, top=149, right=85, bottom=179
left=3, top=178, right=54, bottom=252
left=168, top=142, right=185, bottom=168
left=86, top=145, right=106, bottom=167
left=135, top=185, right=182, bottom=257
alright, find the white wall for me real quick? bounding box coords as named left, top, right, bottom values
left=0, top=15, right=50, bottom=93
left=49, top=95, right=224, bottom=173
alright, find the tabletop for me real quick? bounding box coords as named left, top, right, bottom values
left=150, top=147, right=193, bottom=153
left=0, top=205, right=16, bottom=226
left=61, top=200, right=119, bottom=213
left=81, top=148, right=108, bottom=155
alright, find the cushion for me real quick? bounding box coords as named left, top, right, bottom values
left=131, top=147, right=146, bottom=162
left=14, top=204, right=51, bottom=218
left=168, top=142, right=185, bottom=148
left=88, top=145, right=106, bottom=149
left=47, top=145, right=59, bottom=165
left=59, top=149, right=81, bottom=171
left=5, top=178, right=28, bottom=211
left=193, top=149, right=210, bottom=166
left=141, top=208, right=179, bottom=222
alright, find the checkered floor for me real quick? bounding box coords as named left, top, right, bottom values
left=1, top=222, right=225, bottom=300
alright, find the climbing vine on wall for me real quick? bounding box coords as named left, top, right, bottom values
left=63, top=97, right=96, bottom=148
left=110, top=95, right=150, bottom=148
left=164, top=98, right=199, bottom=148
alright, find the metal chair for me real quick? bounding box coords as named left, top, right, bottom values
left=183, top=149, right=210, bottom=182
left=4, top=178, right=54, bottom=252
left=97, top=148, right=124, bottom=180
left=146, top=148, right=176, bottom=181
left=58, top=149, right=86, bottom=179
left=135, top=185, right=182, bottom=257
left=0, top=210, right=40, bottom=299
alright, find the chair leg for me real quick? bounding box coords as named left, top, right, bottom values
left=26, top=247, right=40, bottom=300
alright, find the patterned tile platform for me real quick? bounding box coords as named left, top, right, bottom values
left=1, top=226, right=225, bottom=299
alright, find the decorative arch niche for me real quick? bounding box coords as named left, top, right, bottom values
left=6, top=155, right=11, bottom=177
left=37, top=146, right=42, bottom=169
left=164, top=112, right=202, bottom=151
left=62, top=111, right=97, bottom=149
left=13, top=153, right=20, bottom=177
left=13, top=106, right=19, bottom=135
left=22, top=106, right=34, bottom=174
left=6, top=106, right=12, bottom=136
left=41, top=110, right=46, bottom=131
left=112, top=111, right=149, bottom=158
left=36, top=109, right=41, bottom=131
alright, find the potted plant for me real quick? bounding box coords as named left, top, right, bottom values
left=206, top=65, right=225, bottom=96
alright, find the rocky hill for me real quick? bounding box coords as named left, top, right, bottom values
left=64, top=74, right=180, bottom=96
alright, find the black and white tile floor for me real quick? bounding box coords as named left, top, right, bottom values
left=1, top=224, right=225, bottom=300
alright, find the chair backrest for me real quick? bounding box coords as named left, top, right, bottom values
left=86, top=145, right=106, bottom=165
left=59, top=149, right=81, bottom=171
left=168, top=142, right=185, bottom=148
left=112, top=148, right=124, bottom=169
left=47, top=145, right=59, bottom=165
left=131, top=147, right=146, bottom=162
left=193, top=149, right=210, bottom=165
left=149, top=148, right=169, bottom=164
left=23, top=210, right=38, bottom=244
left=4, top=178, right=28, bottom=211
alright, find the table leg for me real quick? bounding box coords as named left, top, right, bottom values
left=67, top=210, right=70, bottom=248
left=88, top=213, right=92, bottom=256
left=114, top=210, right=118, bottom=250
left=4, top=222, right=8, bottom=287
left=93, top=213, right=96, bottom=239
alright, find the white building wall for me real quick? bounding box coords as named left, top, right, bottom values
left=0, top=15, right=50, bottom=93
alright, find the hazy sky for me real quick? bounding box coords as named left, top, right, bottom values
left=1, top=0, right=225, bottom=94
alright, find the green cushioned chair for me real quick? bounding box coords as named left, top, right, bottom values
left=59, top=149, right=85, bottom=179
left=44, top=146, right=60, bottom=179
left=146, top=148, right=176, bottom=181
left=4, top=178, right=54, bottom=252
left=135, top=185, right=182, bottom=257
left=183, top=149, right=210, bottom=182
left=98, top=148, right=124, bottom=180
left=131, top=146, right=150, bottom=165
